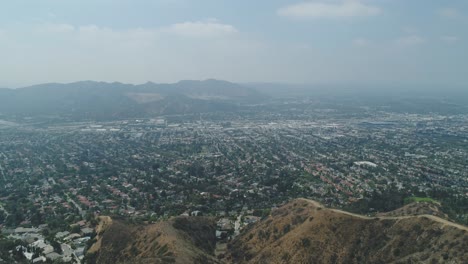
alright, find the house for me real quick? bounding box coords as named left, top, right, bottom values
left=14, top=227, right=40, bottom=234
left=64, top=233, right=81, bottom=241
left=55, top=231, right=70, bottom=239
left=32, top=256, right=47, bottom=263
left=191, top=210, right=202, bottom=216
left=31, top=240, right=54, bottom=255
left=45, top=252, right=62, bottom=261
left=81, top=227, right=94, bottom=235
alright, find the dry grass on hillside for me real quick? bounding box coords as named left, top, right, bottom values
left=87, top=216, right=220, bottom=264
left=226, top=199, right=468, bottom=264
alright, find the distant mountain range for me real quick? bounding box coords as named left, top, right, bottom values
left=2, top=80, right=467, bottom=120
left=0, top=80, right=267, bottom=120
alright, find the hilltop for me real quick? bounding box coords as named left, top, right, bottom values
left=225, top=199, right=468, bottom=264
left=377, top=201, right=449, bottom=219
left=86, top=216, right=219, bottom=264
left=85, top=200, right=468, bottom=264
left=0, top=80, right=266, bottom=120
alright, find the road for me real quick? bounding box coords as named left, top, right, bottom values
left=0, top=203, right=10, bottom=220
left=65, top=193, right=86, bottom=219
left=0, top=164, right=7, bottom=182
left=234, top=214, right=243, bottom=236
left=299, top=198, right=468, bottom=232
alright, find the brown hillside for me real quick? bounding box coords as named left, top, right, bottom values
left=87, top=216, right=113, bottom=255
left=377, top=201, right=448, bottom=219
left=225, top=198, right=468, bottom=264
left=87, top=216, right=220, bottom=264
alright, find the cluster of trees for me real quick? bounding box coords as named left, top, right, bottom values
left=345, top=184, right=409, bottom=214
left=0, top=236, right=27, bottom=263
left=428, top=189, right=468, bottom=225
left=344, top=184, right=468, bottom=225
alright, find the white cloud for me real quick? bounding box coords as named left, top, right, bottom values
left=2, top=20, right=243, bottom=84
left=278, top=1, right=381, bottom=19
left=35, top=19, right=237, bottom=40
left=402, top=26, right=418, bottom=34
left=3, top=15, right=463, bottom=86
left=36, top=23, right=75, bottom=34
left=163, top=19, right=238, bottom=37
left=47, top=12, right=57, bottom=19
left=395, top=35, right=425, bottom=47
left=78, top=25, right=101, bottom=34
left=437, top=8, right=460, bottom=19
left=72, top=25, right=159, bottom=49
left=440, top=35, right=459, bottom=44
left=352, top=38, right=371, bottom=47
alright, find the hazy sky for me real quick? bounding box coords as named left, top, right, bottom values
left=0, top=0, right=467, bottom=87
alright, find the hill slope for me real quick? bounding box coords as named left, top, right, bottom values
left=376, top=201, right=448, bottom=219
left=226, top=199, right=468, bottom=264
left=0, top=80, right=266, bottom=120
left=87, top=216, right=220, bottom=264
left=86, top=200, right=468, bottom=264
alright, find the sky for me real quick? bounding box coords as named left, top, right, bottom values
left=0, top=0, right=467, bottom=87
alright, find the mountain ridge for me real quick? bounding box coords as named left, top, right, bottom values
left=225, top=198, right=468, bottom=263
left=87, top=199, right=468, bottom=264
left=0, top=79, right=267, bottom=120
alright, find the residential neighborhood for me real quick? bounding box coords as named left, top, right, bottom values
left=0, top=99, right=467, bottom=262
